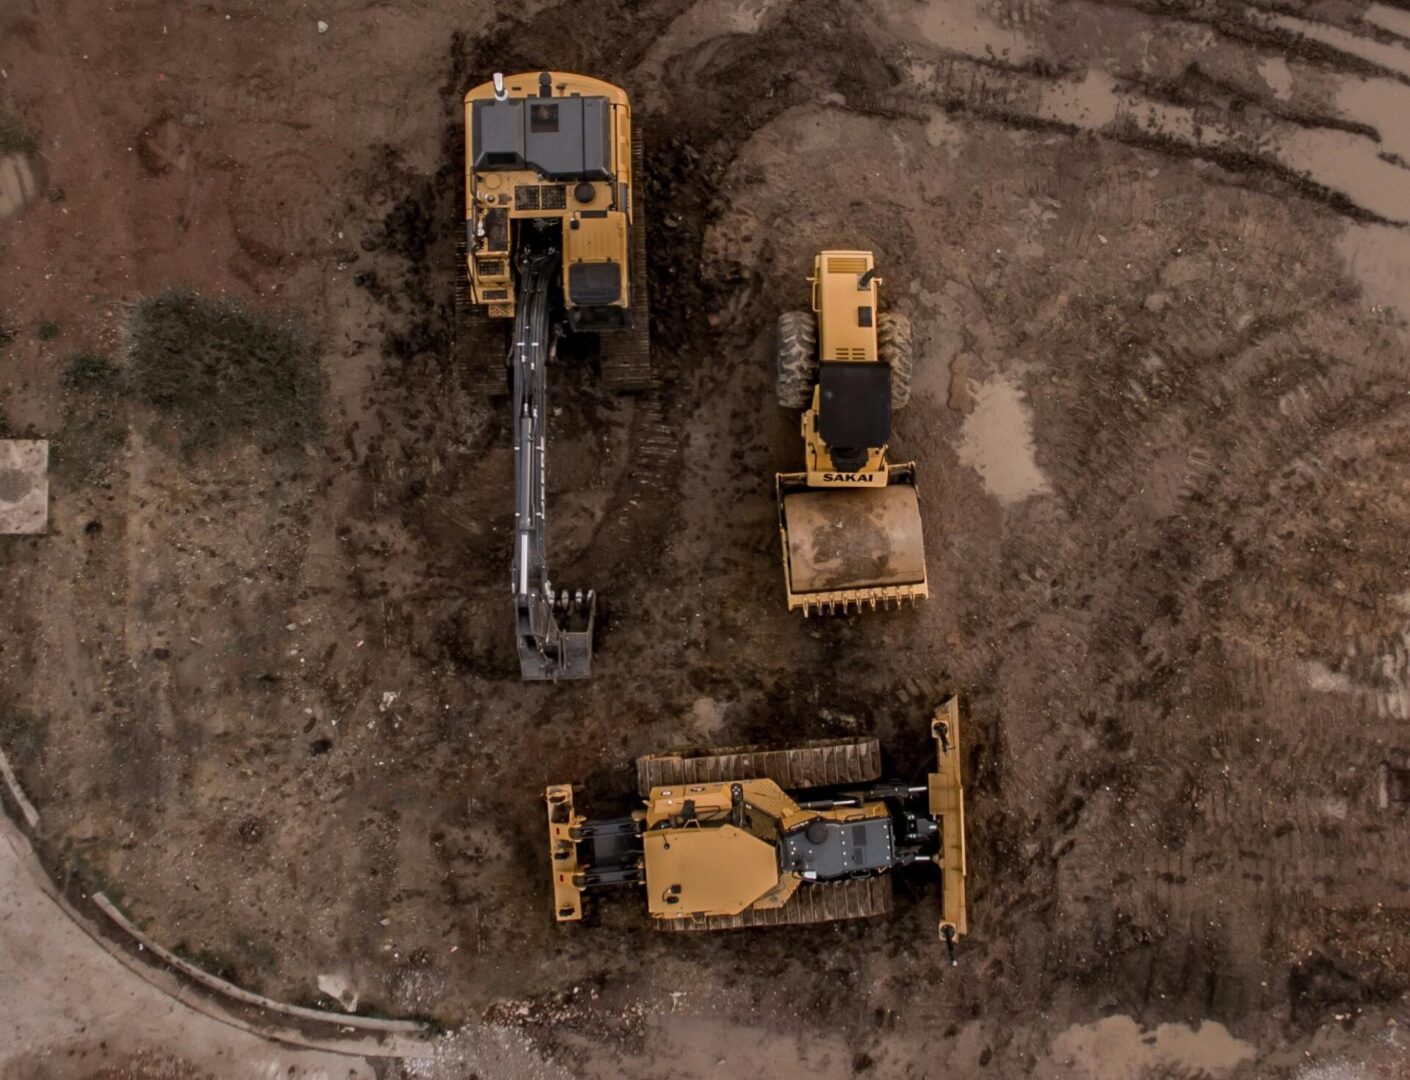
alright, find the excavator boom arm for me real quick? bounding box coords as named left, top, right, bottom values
left=510, top=253, right=595, bottom=679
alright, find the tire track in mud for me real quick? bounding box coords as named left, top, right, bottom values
left=1083, top=0, right=1410, bottom=86
left=855, top=0, right=1410, bottom=224
left=885, top=52, right=1410, bottom=225
left=1003, top=204, right=1410, bottom=1010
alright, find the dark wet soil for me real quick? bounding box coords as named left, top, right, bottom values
left=2, top=0, right=1410, bottom=1076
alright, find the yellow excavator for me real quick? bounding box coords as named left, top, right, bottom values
left=775, top=251, right=927, bottom=615
left=459, top=71, right=650, bottom=680
left=545, top=699, right=967, bottom=956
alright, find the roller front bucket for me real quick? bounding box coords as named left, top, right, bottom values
left=777, top=469, right=928, bottom=615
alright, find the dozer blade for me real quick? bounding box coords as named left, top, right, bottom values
left=778, top=469, right=928, bottom=615
left=929, top=697, right=968, bottom=941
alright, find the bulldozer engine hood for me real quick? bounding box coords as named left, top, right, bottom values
left=782, top=815, right=896, bottom=878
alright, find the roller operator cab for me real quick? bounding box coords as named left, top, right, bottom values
left=463, top=71, right=636, bottom=333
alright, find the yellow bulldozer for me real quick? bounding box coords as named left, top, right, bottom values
left=775, top=251, right=927, bottom=615
left=545, top=699, right=967, bottom=955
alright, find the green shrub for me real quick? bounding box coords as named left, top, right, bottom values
left=128, top=289, right=321, bottom=451
left=62, top=350, right=122, bottom=392
left=0, top=106, right=35, bottom=156
left=36, top=320, right=59, bottom=341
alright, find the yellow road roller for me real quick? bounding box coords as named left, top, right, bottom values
left=775, top=251, right=927, bottom=615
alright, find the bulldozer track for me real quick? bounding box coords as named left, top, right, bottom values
left=653, top=876, right=892, bottom=931
left=635, top=737, right=882, bottom=796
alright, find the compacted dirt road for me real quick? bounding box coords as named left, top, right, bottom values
left=2, top=0, right=1410, bottom=1076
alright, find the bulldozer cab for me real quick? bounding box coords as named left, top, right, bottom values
left=644, top=826, right=780, bottom=917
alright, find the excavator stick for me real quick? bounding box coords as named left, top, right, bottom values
left=776, top=463, right=929, bottom=615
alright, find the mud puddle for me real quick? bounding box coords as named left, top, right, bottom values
left=1048, top=1016, right=1256, bottom=1079
left=956, top=376, right=1050, bottom=507
left=1030, top=65, right=1410, bottom=224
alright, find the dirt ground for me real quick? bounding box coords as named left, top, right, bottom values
left=3, top=0, right=1410, bottom=1076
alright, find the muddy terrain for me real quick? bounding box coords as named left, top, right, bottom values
left=2, top=0, right=1410, bottom=1076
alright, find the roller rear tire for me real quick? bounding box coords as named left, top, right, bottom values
left=776, top=310, right=819, bottom=410
left=879, top=311, right=914, bottom=410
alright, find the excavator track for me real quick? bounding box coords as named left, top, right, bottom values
left=455, top=302, right=511, bottom=396
left=448, top=250, right=512, bottom=396
left=636, top=736, right=882, bottom=797
left=653, top=876, right=892, bottom=931
left=599, top=129, right=652, bottom=392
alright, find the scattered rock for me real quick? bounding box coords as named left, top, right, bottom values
left=317, top=973, right=358, bottom=1012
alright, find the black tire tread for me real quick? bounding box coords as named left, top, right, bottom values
left=879, top=311, right=914, bottom=410
left=776, top=310, right=819, bottom=410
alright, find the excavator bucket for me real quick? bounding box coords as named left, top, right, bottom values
left=776, top=464, right=928, bottom=615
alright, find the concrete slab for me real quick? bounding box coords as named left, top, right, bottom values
left=0, top=817, right=380, bottom=1079
left=0, top=440, right=48, bottom=534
